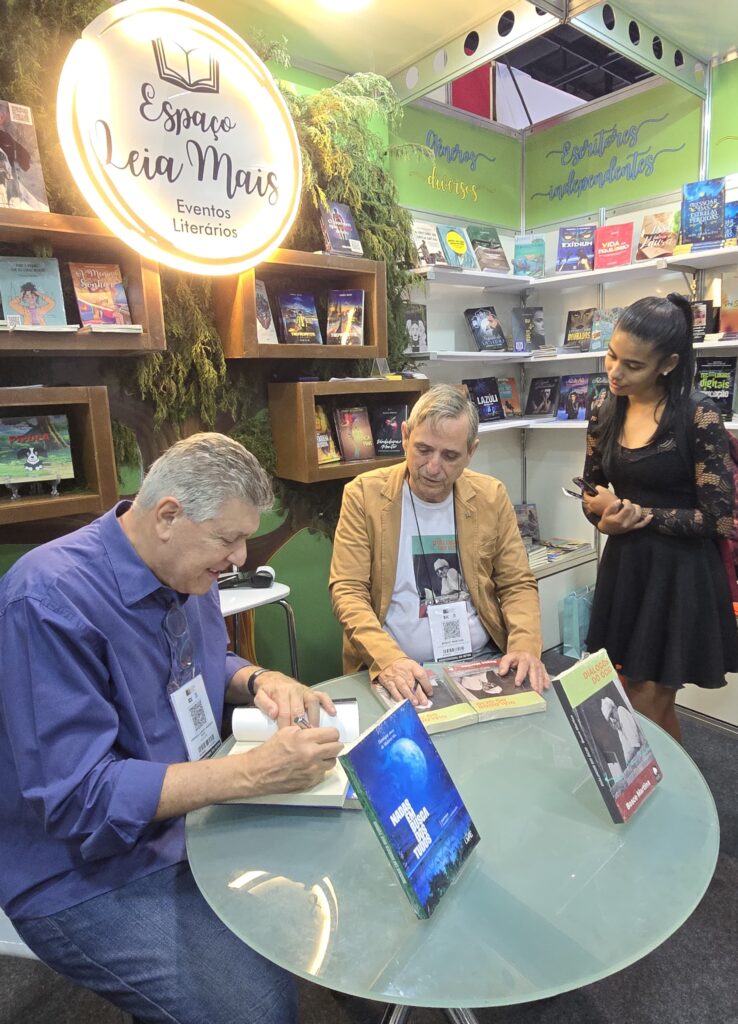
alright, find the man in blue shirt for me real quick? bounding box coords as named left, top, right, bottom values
left=0, top=432, right=342, bottom=1024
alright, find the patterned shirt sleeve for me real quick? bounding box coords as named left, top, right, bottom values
left=581, top=408, right=609, bottom=527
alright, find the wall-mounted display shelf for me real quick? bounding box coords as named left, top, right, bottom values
left=666, top=246, right=738, bottom=273
left=268, top=378, right=428, bottom=483
left=0, top=386, right=118, bottom=526
left=417, top=266, right=532, bottom=290
left=530, top=260, right=669, bottom=292
left=0, top=209, right=165, bottom=357
left=213, top=249, right=387, bottom=360
left=534, top=549, right=597, bottom=581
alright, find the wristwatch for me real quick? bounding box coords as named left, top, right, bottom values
left=246, top=666, right=269, bottom=698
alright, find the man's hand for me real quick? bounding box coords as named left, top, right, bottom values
left=496, top=651, right=550, bottom=693
left=236, top=725, right=343, bottom=796
left=376, top=658, right=433, bottom=705
left=597, top=497, right=652, bottom=536
left=252, top=670, right=336, bottom=730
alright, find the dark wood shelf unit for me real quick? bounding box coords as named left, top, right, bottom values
left=213, top=248, right=387, bottom=359
left=268, top=378, right=428, bottom=483
left=0, top=386, right=118, bottom=526
left=0, top=209, right=165, bottom=356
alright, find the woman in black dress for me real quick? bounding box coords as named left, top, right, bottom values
left=581, top=293, right=738, bottom=741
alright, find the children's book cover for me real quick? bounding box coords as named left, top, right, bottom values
left=369, top=403, right=407, bottom=457
left=338, top=699, right=480, bottom=919
left=524, top=376, right=559, bottom=417
left=435, top=224, right=479, bottom=271
left=636, top=211, right=680, bottom=261
left=555, top=224, right=596, bottom=272
left=254, top=279, right=279, bottom=344
left=0, top=100, right=49, bottom=211
left=512, top=235, right=545, bottom=278
left=318, top=200, right=364, bottom=256
left=594, top=223, right=633, bottom=269
left=333, top=406, right=376, bottom=461
left=589, top=307, right=623, bottom=351
left=463, top=306, right=507, bottom=351
left=585, top=374, right=610, bottom=419
left=680, top=178, right=725, bottom=245
left=461, top=376, right=504, bottom=423
left=0, top=257, right=67, bottom=327
left=556, top=373, right=591, bottom=421
left=277, top=293, right=323, bottom=344
left=315, top=403, right=342, bottom=464
left=0, top=414, right=74, bottom=486
left=497, top=376, right=522, bottom=418
left=440, top=658, right=546, bottom=722
left=410, top=221, right=448, bottom=268
left=553, top=649, right=662, bottom=823
left=326, top=289, right=365, bottom=346
left=511, top=306, right=546, bottom=351
left=68, top=263, right=132, bottom=326
left=402, top=302, right=428, bottom=354
left=466, top=225, right=509, bottom=272
left=562, top=308, right=596, bottom=352
left=695, top=357, right=736, bottom=420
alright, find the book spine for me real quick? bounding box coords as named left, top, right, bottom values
left=552, top=681, right=622, bottom=824
left=338, top=757, right=429, bottom=919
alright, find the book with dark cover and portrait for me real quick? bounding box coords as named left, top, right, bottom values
left=557, top=373, right=591, bottom=421
left=371, top=665, right=478, bottom=735
left=524, top=376, right=559, bottom=417
left=68, top=263, right=133, bottom=327
left=333, top=406, right=376, bottom=461
left=562, top=308, right=596, bottom=352
left=695, top=357, right=736, bottom=420
left=636, top=211, right=680, bottom=261
left=254, top=279, right=279, bottom=344
left=511, top=306, right=546, bottom=352
left=410, top=220, right=448, bottom=268
left=497, top=376, right=522, bottom=418
left=466, top=225, right=510, bottom=273
left=463, top=306, right=507, bottom=352
left=690, top=300, right=716, bottom=343
left=0, top=256, right=67, bottom=328
left=326, top=289, right=364, bottom=346
left=277, top=293, right=323, bottom=344
left=369, top=403, right=407, bottom=457
left=461, top=376, right=504, bottom=423
left=0, top=100, right=49, bottom=212
left=338, top=699, right=480, bottom=918
left=0, top=414, right=74, bottom=486
left=512, top=235, right=545, bottom=278
left=314, top=403, right=342, bottom=464
left=435, top=224, right=479, bottom=271
left=589, top=307, right=623, bottom=351
left=680, top=178, right=725, bottom=246
left=553, top=649, right=662, bottom=824
left=440, top=658, right=546, bottom=722
left=318, top=200, right=364, bottom=256
left=555, top=224, right=596, bottom=273
left=594, top=223, right=633, bottom=269
left=402, top=302, right=428, bottom=354
left=585, top=374, right=610, bottom=419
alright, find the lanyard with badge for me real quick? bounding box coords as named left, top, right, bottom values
left=163, top=602, right=222, bottom=760
left=409, top=486, right=473, bottom=661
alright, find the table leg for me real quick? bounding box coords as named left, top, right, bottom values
left=443, top=1009, right=481, bottom=1024
left=276, top=599, right=300, bottom=679
left=379, top=1006, right=412, bottom=1024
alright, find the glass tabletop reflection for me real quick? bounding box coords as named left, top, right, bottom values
left=186, top=672, right=719, bottom=1008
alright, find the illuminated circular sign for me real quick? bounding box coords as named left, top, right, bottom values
left=57, top=0, right=302, bottom=275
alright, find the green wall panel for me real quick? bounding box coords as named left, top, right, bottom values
left=709, top=60, right=738, bottom=179
left=525, top=83, right=701, bottom=228
left=389, top=105, right=521, bottom=229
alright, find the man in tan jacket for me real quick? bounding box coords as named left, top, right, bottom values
left=330, top=384, right=548, bottom=704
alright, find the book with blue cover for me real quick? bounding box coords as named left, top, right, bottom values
left=724, top=201, right=738, bottom=240
left=589, top=307, right=623, bottom=351
left=681, top=178, right=725, bottom=245
left=318, top=200, right=364, bottom=256
left=512, top=235, right=545, bottom=278
left=555, top=224, right=596, bottom=272
left=435, top=224, right=479, bottom=270
left=277, top=292, right=323, bottom=344
left=339, top=699, right=480, bottom=919
left=557, top=373, right=591, bottom=421
left=0, top=256, right=67, bottom=327
left=462, top=376, right=504, bottom=423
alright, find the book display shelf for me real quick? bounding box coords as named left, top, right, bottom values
left=268, top=378, right=428, bottom=483
left=0, top=386, right=118, bottom=526
left=0, top=209, right=165, bottom=357
left=213, top=249, right=388, bottom=360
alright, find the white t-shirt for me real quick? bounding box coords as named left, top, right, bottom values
left=383, top=482, right=490, bottom=664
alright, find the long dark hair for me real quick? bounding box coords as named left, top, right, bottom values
left=596, top=293, right=695, bottom=470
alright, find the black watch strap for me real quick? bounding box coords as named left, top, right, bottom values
left=246, top=666, right=269, bottom=697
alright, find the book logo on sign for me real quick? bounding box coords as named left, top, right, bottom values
left=152, top=39, right=220, bottom=94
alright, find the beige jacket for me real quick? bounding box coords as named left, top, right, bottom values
left=329, top=461, right=542, bottom=677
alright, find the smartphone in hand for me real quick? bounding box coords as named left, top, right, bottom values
left=562, top=487, right=584, bottom=501
left=572, top=476, right=598, bottom=496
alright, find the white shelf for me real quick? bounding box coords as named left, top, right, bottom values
left=529, top=260, right=669, bottom=291
left=695, top=338, right=738, bottom=351
left=417, top=266, right=532, bottom=291
left=531, top=349, right=606, bottom=363
left=427, top=350, right=528, bottom=363
left=666, top=246, right=738, bottom=273
left=478, top=418, right=532, bottom=434
left=533, top=549, right=597, bottom=581
left=526, top=419, right=589, bottom=429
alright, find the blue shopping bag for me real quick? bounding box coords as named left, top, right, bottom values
left=559, top=585, right=595, bottom=659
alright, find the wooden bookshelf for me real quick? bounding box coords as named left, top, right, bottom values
left=0, top=209, right=165, bottom=356
left=0, top=386, right=118, bottom=525
left=268, top=378, right=428, bottom=483
left=213, top=248, right=387, bottom=359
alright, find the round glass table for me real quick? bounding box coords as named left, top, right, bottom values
left=187, top=672, right=719, bottom=1016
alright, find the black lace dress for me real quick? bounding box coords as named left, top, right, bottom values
left=583, top=396, right=738, bottom=688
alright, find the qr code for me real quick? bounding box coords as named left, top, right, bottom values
left=189, top=700, right=207, bottom=731
left=442, top=619, right=462, bottom=641
left=9, top=104, right=32, bottom=125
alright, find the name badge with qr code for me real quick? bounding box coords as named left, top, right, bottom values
left=428, top=601, right=472, bottom=661
left=169, top=674, right=222, bottom=761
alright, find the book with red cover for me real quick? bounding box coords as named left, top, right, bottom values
left=594, top=224, right=634, bottom=269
